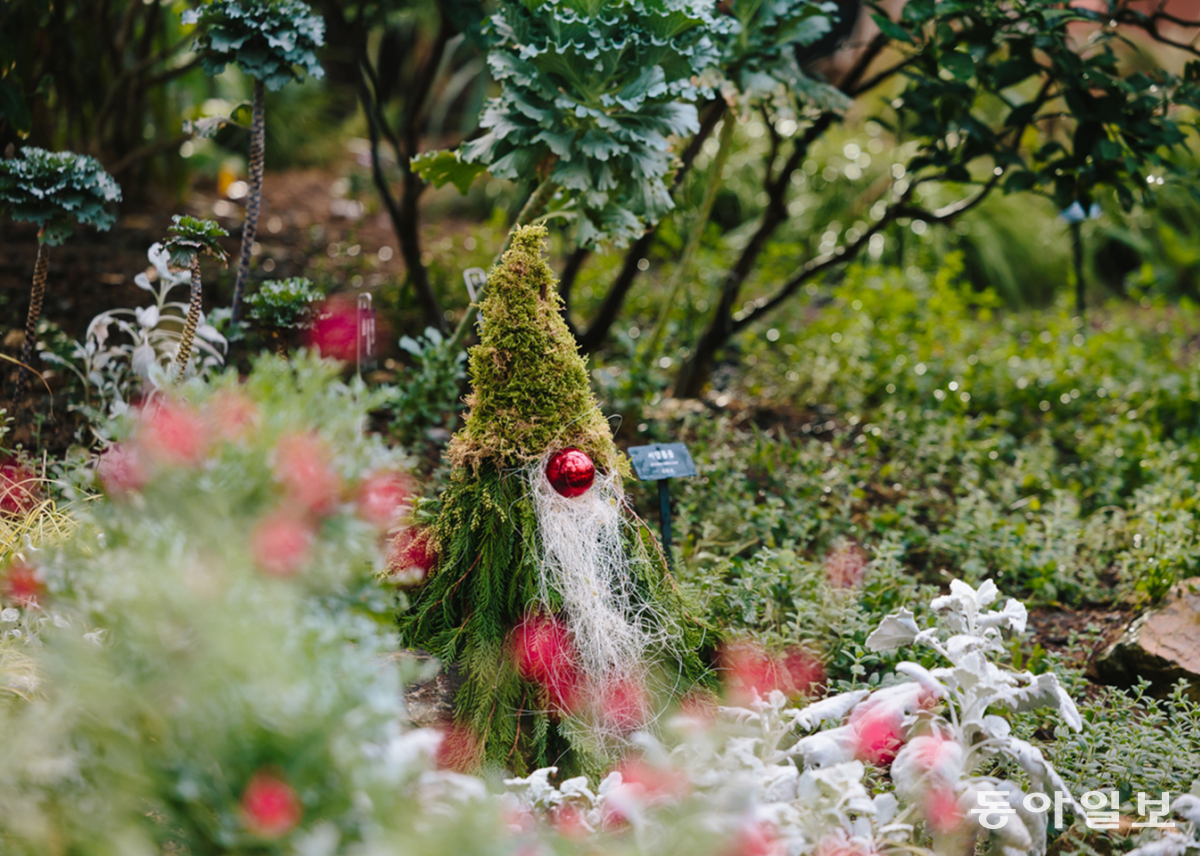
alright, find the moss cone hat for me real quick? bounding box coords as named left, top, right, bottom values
left=448, top=224, right=619, bottom=473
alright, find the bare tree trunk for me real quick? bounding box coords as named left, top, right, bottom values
left=173, top=256, right=203, bottom=381
left=13, top=233, right=48, bottom=404
left=230, top=78, right=265, bottom=323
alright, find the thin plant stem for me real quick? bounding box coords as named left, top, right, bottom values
left=230, top=78, right=265, bottom=324
left=13, top=228, right=48, bottom=405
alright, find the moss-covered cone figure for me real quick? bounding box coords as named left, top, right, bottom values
left=396, top=226, right=715, bottom=775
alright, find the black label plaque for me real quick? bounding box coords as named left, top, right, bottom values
left=628, top=443, right=697, bottom=481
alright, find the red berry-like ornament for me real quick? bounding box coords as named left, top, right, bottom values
left=545, top=447, right=595, bottom=498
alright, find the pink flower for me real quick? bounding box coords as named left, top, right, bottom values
left=307, top=297, right=358, bottom=362
left=724, top=821, right=784, bottom=856
left=814, top=832, right=877, bottom=856
left=824, top=541, right=868, bottom=589
left=851, top=704, right=905, bottom=767
left=251, top=512, right=315, bottom=577
left=435, top=723, right=481, bottom=773
left=386, top=527, right=438, bottom=586
left=137, top=400, right=210, bottom=466
left=781, top=647, right=826, bottom=698
left=240, top=770, right=302, bottom=838
left=511, top=614, right=583, bottom=714
left=3, top=561, right=43, bottom=606
left=0, top=461, right=37, bottom=516
left=596, top=677, right=648, bottom=734
left=273, top=433, right=341, bottom=515
left=924, top=785, right=965, bottom=835
left=720, top=640, right=783, bottom=704
left=550, top=803, right=590, bottom=838
left=616, top=758, right=689, bottom=803
left=97, top=444, right=147, bottom=496
left=356, top=472, right=412, bottom=529
left=207, top=391, right=259, bottom=443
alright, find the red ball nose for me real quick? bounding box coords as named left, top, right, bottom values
left=545, top=447, right=595, bottom=498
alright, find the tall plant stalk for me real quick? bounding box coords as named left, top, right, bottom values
left=13, top=227, right=48, bottom=404
left=230, top=79, right=265, bottom=324
left=174, top=257, right=204, bottom=380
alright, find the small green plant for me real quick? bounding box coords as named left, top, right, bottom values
left=183, top=0, right=325, bottom=323
left=245, top=277, right=323, bottom=355
left=0, top=148, right=121, bottom=404
left=162, top=215, right=229, bottom=380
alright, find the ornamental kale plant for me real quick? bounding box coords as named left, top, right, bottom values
left=245, top=277, right=323, bottom=355
left=183, top=0, right=325, bottom=323
left=0, top=148, right=121, bottom=404
left=162, top=215, right=230, bottom=380
left=417, top=0, right=738, bottom=249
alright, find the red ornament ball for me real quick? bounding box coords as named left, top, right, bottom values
left=545, top=447, right=595, bottom=498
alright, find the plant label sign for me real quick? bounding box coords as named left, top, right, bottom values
left=628, top=442, right=697, bottom=481
left=357, top=293, right=377, bottom=373
left=628, top=443, right=695, bottom=569
left=463, top=267, right=487, bottom=302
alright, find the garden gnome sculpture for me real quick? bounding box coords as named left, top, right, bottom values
left=394, top=225, right=714, bottom=774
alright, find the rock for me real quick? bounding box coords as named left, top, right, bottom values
left=398, top=652, right=461, bottom=728
left=1093, top=578, right=1200, bottom=699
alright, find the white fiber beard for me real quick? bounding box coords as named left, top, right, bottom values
left=527, top=457, right=655, bottom=688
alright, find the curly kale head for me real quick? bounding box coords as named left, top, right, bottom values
left=457, top=0, right=735, bottom=248
left=183, top=0, right=324, bottom=91
left=0, top=148, right=122, bottom=246
left=164, top=214, right=230, bottom=267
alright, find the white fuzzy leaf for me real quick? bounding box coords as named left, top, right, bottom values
left=866, top=608, right=920, bottom=651
left=791, top=724, right=858, bottom=768
left=790, top=689, right=869, bottom=731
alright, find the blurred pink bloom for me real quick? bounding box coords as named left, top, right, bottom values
left=924, top=785, right=965, bottom=835
left=616, top=758, right=689, bottom=803
left=97, top=444, right=146, bottom=496
left=208, top=390, right=259, bottom=443
left=781, top=647, right=826, bottom=698
left=435, top=723, right=481, bottom=773
left=720, top=640, right=784, bottom=704
left=0, top=461, right=37, bottom=516
left=273, top=432, right=341, bottom=515
left=3, top=561, right=43, bottom=606
left=356, top=472, right=412, bottom=529
left=814, top=832, right=877, bottom=856
left=724, top=821, right=784, bottom=856
left=825, top=541, right=868, bottom=589
left=251, top=511, right=315, bottom=577
left=596, top=677, right=648, bottom=733
left=850, top=704, right=906, bottom=767
left=241, top=770, right=302, bottom=838
left=511, top=614, right=583, bottom=715
left=386, top=527, right=438, bottom=586
left=550, top=803, right=590, bottom=838
left=138, top=399, right=210, bottom=467
left=307, top=296, right=358, bottom=362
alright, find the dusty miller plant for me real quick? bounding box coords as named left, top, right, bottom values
left=43, top=242, right=227, bottom=432
left=506, top=578, right=1086, bottom=856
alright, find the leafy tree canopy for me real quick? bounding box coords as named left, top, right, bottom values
left=183, top=0, right=325, bottom=91
left=0, top=147, right=122, bottom=246
left=246, top=277, right=324, bottom=329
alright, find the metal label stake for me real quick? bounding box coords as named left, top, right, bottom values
left=628, top=442, right=697, bottom=571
